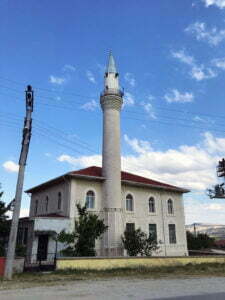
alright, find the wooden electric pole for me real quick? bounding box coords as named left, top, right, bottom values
left=4, top=85, right=34, bottom=280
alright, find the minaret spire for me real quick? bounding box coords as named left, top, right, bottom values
left=104, top=52, right=121, bottom=95
left=107, top=52, right=117, bottom=73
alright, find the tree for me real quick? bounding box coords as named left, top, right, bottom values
left=57, top=204, right=108, bottom=257
left=0, top=187, right=10, bottom=256
left=122, top=228, right=159, bottom=256
left=186, top=231, right=215, bottom=250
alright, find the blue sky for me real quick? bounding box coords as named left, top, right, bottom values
left=2, top=0, right=225, bottom=224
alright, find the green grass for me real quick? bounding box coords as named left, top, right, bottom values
left=1, top=262, right=225, bottom=290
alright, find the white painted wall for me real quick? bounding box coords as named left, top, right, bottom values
left=68, top=178, right=188, bottom=256
left=31, top=217, right=71, bottom=260
left=29, top=180, right=70, bottom=217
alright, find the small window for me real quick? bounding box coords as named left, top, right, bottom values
left=58, top=192, right=62, bottom=210
left=126, top=194, right=133, bottom=211
left=169, top=224, right=176, bottom=244
left=126, top=223, right=135, bottom=233
left=168, top=199, right=174, bottom=214
left=86, top=190, right=95, bottom=209
left=23, top=228, right=28, bottom=245
left=149, top=224, right=157, bottom=241
left=149, top=197, right=155, bottom=213
left=45, top=196, right=49, bottom=212
left=35, top=200, right=38, bottom=215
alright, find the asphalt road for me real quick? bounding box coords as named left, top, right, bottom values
left=1, top=277, right=225, bottom=300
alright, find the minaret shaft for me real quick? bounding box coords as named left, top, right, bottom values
left=100, top=53, right=124, bottom=256
left=102, top=98, right=122, bottom=209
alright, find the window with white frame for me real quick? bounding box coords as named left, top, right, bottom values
left=86, top=190, right=95, bottom=209
left=149, top=197, right=155, bottom=213
left=168, top=199, right=174, bottom=214
left=149, top=224, right=157, bottom=241
left=126, top=194, right=133, bottom=211
left=169, top=224, right=176, bottom=244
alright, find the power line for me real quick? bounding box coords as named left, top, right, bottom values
left=34, top=118, right=97, bottom=150
left=2, top=75, right=225, bottom=123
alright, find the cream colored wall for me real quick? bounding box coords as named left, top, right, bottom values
left=121, top=184, right=188, bottom=256
left=69, top=178, right=104, bottom=253
left=70, top=178, right=104, bottom=216
left=29, top=180, right=70, bottom=217
left=69, top=179, right=187, bottom=256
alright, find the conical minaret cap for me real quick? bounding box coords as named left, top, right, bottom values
left=106, top=52, right=117, bottom=73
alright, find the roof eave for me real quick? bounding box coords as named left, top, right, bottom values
left=70, top=174, right=105, bottom=181
left=25, top=173, right=71, bottom=193
left=25, top=173, right=105, bottom=193
left=122, top=180, right=190, bottom=193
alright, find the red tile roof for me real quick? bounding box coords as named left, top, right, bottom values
left=71, top=166, right=188, bottom=193
left=26, top=166, right=189, bottom=193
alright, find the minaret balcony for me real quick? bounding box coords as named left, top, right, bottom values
left=101, top=88, right=124, bottom=98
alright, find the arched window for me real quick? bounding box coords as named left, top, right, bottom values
left=45, top=196, right=48, bottom=212
left=58, top=192, right=62, bottom=210
left=86, top=190, right=95, bottom=209
left=126, top=194, right=133, bottom=211
left=168, top=199, right=174, bottom=214
left=149, top=197, right=155, bottom=213
left=34, top=200, right=38, bottom=215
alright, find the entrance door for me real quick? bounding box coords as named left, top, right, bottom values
left=37, top=235, right=49, bottom=261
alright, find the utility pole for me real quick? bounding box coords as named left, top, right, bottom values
left=4, top=85, right=34, bottom=280
left=194, top=223, right=197, bottom=237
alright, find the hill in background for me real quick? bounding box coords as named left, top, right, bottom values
left=186, top=223, right=225, bottom=239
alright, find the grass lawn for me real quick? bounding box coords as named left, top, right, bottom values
left=1, top=262, right=225, bottom=290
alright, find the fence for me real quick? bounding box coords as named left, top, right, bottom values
left=24, top=252, right=56, bottom=272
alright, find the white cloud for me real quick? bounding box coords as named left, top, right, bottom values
left=203, top=0, right=225, bottom=8
left=86, top=70, right=96, bottom=84
left=123, top=92, right=135, bottom=106
left=212, top=57, right=225, bottom=69
left=148, top=94, right=155, bottom=101
left=57, top=132, right=225, bottom=193
left=193, top=115, right=205, bottom=122
left=3, top=161, right=19, bottom=173
left=80, top=100, right=98, bottom=111
left=49, top=75, right=66, bottom=85
left=172, top=49, right=217, bottom=81
left=205, top=203, right=225, bottom=210
left=141, top=102, right=157, bottom=119
left=191, top=65, right=217, bottom=81
left=122, top=132, right=221, bottom=191
left=184, top=198, right=225, bottom=224
left=124, top=72, right=136, bottom=87
left=124, top=134, right=152, bottom=154
left=45, top=153, right=51, bottom=157
left=63, top=64, right=76, bottom=72
left=164, top=89, right=194, bottom=103
left=186, top=22, right=225, bottom=46
left=97, top=63, right=105, bottom=73
left=203, top=131, right=225, bottom=153
left=57, top=154, right=101, bottom=168
left=172, top=50, right=194, bottom=65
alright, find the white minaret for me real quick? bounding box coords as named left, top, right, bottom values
left=100, top=53, right=124, bottom=256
